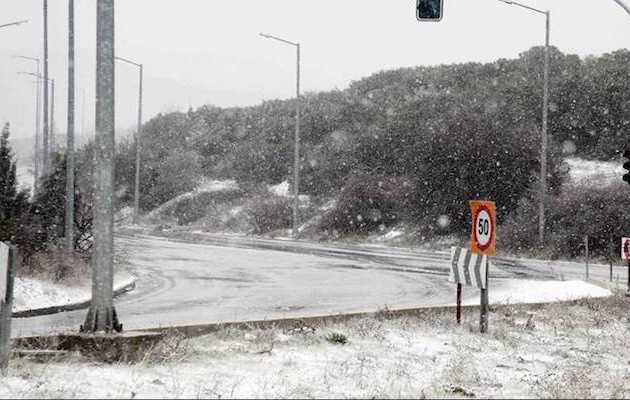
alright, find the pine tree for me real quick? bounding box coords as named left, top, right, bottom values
left=16, top=152, right=92, bottom=268
left=0, top=122, right=29, bottom=241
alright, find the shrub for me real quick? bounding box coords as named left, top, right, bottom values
left=0, top=122, right=29, bottom=243
left=155, top=188, right=244, bottom=225
left=247, top=193, right=293, bottom=234
left=325, top=332, right=348, bottom=345
left=16, top=153, right=93, bottom=279
left=320, top=174, right=411, bottom=235
left=140, top=150, right=202, bottom=210
left=502, top=182, right=630, bottom=258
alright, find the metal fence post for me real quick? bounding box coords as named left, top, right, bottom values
left=585, top=235, right=589, bottom=280
left=0, top=244, right=17, bottom=371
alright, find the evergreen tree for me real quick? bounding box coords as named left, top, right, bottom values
left=0, top=122, right=29, bottom=241
left=17, top=152, right=92, bottom=260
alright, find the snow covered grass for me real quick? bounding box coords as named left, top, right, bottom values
left=565, top=156, right=623, bottom=186
left=3, top=294, right=630, bottom=398
left=145, top=179, right=240, bottom=223
left=463, top=279, right=611, bottom=306
left=12, top=272, right=136, bottom=313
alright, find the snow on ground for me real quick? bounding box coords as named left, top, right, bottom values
left=565, top=156, right=623, bottom=186
left=2, top=293, right=629, bottom=398
left=146, top=179, right=239, bottom=221
left=269, top=180, right=290, bottom=197
left=12, top=272, right=136, bottom=313
left=463, top=279, right=611, bottom=306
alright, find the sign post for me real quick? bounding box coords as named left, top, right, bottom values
left=469, top=200, right=496, bottom=334
left=622, top=237, right=630, bottom=292
left=449, top=247, right=488, bottom=325
left=0, top=243, right=16, bottom=371
left=456, top=283, right=462, bottom=324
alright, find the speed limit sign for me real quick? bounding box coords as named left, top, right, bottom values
left=470, top=200, right=496, bottom=256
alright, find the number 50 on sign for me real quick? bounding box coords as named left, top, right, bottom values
left=470, top=200, right=496, bottom=256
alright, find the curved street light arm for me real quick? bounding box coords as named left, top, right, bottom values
left=612, top=0, right=630, bottom=17
left=115, top=55, right=142, bottom=68
left=497, top=0, right=546, bottom=15
left=0, top=20, right=28, bottom=29
left=259, top=32, right=298, bottom=47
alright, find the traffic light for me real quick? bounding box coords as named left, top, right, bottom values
left=416, top=0, right=443, bottom=21
left=623, top=149, right=630, bottom=185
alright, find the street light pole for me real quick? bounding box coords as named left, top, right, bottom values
left=541, top=10, right=550, bottom=246
left=115, top=56, right=143, bottom=225
left=81, top=0, right=121, bottom=333
left=498, top=0, right=550, bottom=246
left=13, top=56, right=41, bottom=196
left=43, top=0, right=50, bottom=177
left=49, top=78, right=55, bottom=155
left=66, top=0, right=76, bottom=269
left=260, top=32, right=301, bottom=238
left=17, top=74, right=54, bottom=160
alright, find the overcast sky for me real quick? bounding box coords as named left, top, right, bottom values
left=1, top=0, right=630, bottom=144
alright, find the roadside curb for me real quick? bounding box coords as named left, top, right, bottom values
left=133, top=295, right=613, bottom=339
left=12, top=277, right=137, bottom=319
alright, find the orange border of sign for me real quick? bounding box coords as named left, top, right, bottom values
left=470, top=200, right=496, bottom=256
left=622, top=237, right=630, bottom=260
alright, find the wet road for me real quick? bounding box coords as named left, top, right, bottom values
left=11, top=232, right=625, bottom=337
left=12, top=234, right=453, bottom=336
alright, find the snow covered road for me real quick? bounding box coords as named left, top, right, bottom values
left=11, top=233, right=613, bottom=337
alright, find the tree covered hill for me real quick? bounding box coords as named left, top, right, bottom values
left=108, top=46, right=630, bottom=241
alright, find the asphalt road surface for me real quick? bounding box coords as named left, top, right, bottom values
left=11, top=232, right=626, bottom=337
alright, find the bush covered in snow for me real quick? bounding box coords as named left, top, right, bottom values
left=319, top=174, right=410, bottom=235
left=502, top=182, right=630, bottom=258
left=246, top=191, right=293, bottom=235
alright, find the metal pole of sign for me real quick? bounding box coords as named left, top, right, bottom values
left=609, top=234, right=614, bottom=283
left=627, top=259, right=630, bottom=293
left=585, top=235, right=589, bottom=280
left=480, top=258, right=489, bottom=333
left=0, top=245, right=17, bottom=371
left=456, top=283, right=462, bottom=324
left=610, top=260, right=614, bottom=283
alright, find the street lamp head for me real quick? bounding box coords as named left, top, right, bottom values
left=12, top=54, right=39, bottom=62
left=498, top=0, right=514, bottom=4
left=17, top=71, right=37, bottom=77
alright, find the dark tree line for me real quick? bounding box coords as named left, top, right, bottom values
left=103, top=46, right=630, bottom=254
left=0, top=122, right=92, bottom=278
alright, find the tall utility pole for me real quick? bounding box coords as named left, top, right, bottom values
left=13, top=55, right=41, bottom=195
left=498, top=0, right=550, bottom=245
left=259, top=33, right=301, bottom=237
left=49, top=78, right=55, bottom=155
left=81, top=0, right=121, bottom=333
left=42, top=0, right=50, bottom=176
left=114, top=56, right=143, bottom=225
left=541, top=10, right=550, bottom=246
left=66, top=0, right=75, bottom=268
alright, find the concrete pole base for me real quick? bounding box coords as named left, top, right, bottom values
left=80, top=306, right=122, bottom=333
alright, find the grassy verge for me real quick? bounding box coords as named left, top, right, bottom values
left=4, top=295, right=630, bottom=398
